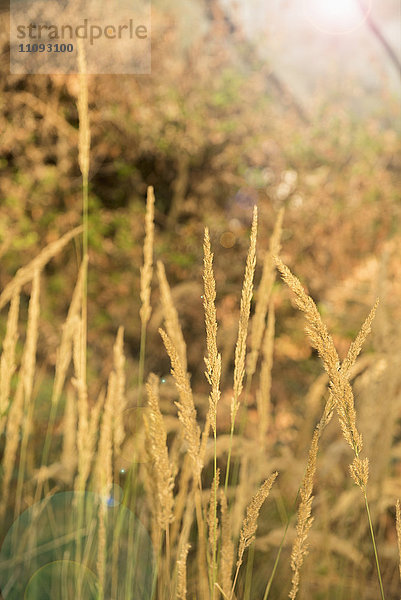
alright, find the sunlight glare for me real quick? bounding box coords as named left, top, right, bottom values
left=303, top=0, right=370, bottom=34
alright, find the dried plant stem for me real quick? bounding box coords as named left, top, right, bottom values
left=40, top=257, right=87, bottom=475
left=225, top=207, right=258, bottom=495
left=274, top=257, right=384, bottom=599
left=75, top=43, right=90, bottom=593
left=263, top=392, right=331, bottom=600
left=396, top=500, right=401, bottom=582
left=13, top=270, right=41, bottom=523
left=157, top=260, right=187, bottom=372
left=257, top=298, right=275, bottom=449
left=77, top=39, right=90, bottom=395
left=112, top=326, right=126, bottom=456
left=230, top=472, right=277, bottom=600
left=247, top=207, right=283, bottom=383
left=213, top=436, right=218, bottom=598
left=262, top=513, right=291, bottom=600
left=159, top=328, right=202, bottom=479
left=138, top=324, right=147, bottom=406
left=288, top=401, right=333, bottom=600
left=364, top=493, right=385, bottom=600
left=234, top=207, right=283, bottom=477
left=243, top=543, right=255, bottom=600
left=138, top=186, right=155, bottom=405
left=202, top=227, right=222, bottom=598
left=194, top=482, right=210, bottom=600
left=145, top=373, right=174, bottom=532
left=220, top=489, right=234, bottom=598
left=159, top=326, right=208, bottom=595
left=207, top=465, right=220, bottom=599
left=97, top=501, right=107, bottom=600
left=176, top=543, right=190, bottom=600
left=0, top=226, right=82, bottom=311
left=0, top=292, right=20, bottom=436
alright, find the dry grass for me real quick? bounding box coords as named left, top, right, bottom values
left=0, top=203, right=400, bottom=599
left=157, top=260, right=188, bottom=373
left=1, top=60, right=400, bottom=600
left=159, top=327, right=202, bottom=481
left=231, top=205, right=258, bottom=425
left=145, top=372, right=175, bottom=532
left=203, top=227, right=222, bottom=436
left=275, top=256, right=385, bottom=599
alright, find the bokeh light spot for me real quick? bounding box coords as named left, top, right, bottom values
left=220, top=231, right=236, bottom=249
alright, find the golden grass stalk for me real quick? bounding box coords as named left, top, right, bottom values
left=145, top=373, right=175, bottom=532
left=263, top=391, right=335, bottom=600
left=247, top=207, right=283, bottom=382
left=61, top=386, right=77, bottom=480
left=289, top=396, right=334, bottom=600
left=0, top=226, right=83, bottom=311
left=200, top=411, right=212, bottom=466
left=175, top=488, right=195, bottom=574
left=97, top=501, right=107, bottom=600
left=159, top=325, right=208, bottom=596
left=77, top=40, right=90, bottom=182
left=225, top=206, right=258, bottom=494
left=138, top=187, right=155, bottom=401
left=256, top=297, right=275, bottom=448
left=21, top=269, right=40, bottom=412
left=176, top=543, right=191, bottom=600
left=157, top=260, right=188, bottom=373
left=13, top=269, right=41, bottom=519
left=207, top=467, right=220, bottom=594
left=72, top=316, right=89, bottom=489
left=51, top=256, right=87, bottom=409
left=77, top=43, right=90, bottom=477
left=203, top=227, right=222, bottom=598
left=95, top=370, right=115, bottom=600
left=274, top=257, right=379, bottom=458
left=341, top=300, right=379, bottom=377
left=232, top=454, right=251, bottom=539
left=220, top=490, right=234, bottom=599
left=273, top=257, right=340, bottom=379
left=231, top=472, right=277, bottom=599
left=171, top=454, right=192, bottom=548
left=0, top=270, right=40, bottom=521
left=159, top=327, right=202, bottom=479
left=274, top=257, right=385, bottom=599
left=396, top=500, right=401, bottom=582
left=96, top=373, right=115, bottom=498
left=40, top=257, right=87, bottom=473
left=203, top=227, right=222, bottom=435
left=140, top=186, right=155, bottom=328
left=73, top=320, right=104, bottom=491
left=231, top=206, right=258, bottom=423
left=112, top=326, right=126, bottom=456
left=142, top=424, right=161, bottom=552
left=0, top=375, right=24, bottom=522
left=0, top=291, right=20, bottom=437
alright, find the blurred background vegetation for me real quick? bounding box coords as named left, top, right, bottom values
left=0, top=0, right=400, bottom=597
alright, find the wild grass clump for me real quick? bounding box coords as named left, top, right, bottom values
left=2, top=197, right=400, bottom=599
left=1, top=60, right=400, bottom=600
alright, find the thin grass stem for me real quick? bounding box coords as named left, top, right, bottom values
left=364, top=493, right=385, bottom=600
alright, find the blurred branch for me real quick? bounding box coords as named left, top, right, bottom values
left=356, top=0, right=401, bottom=76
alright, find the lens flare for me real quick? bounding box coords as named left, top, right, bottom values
left=303, top=0, right=371, bottom=34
